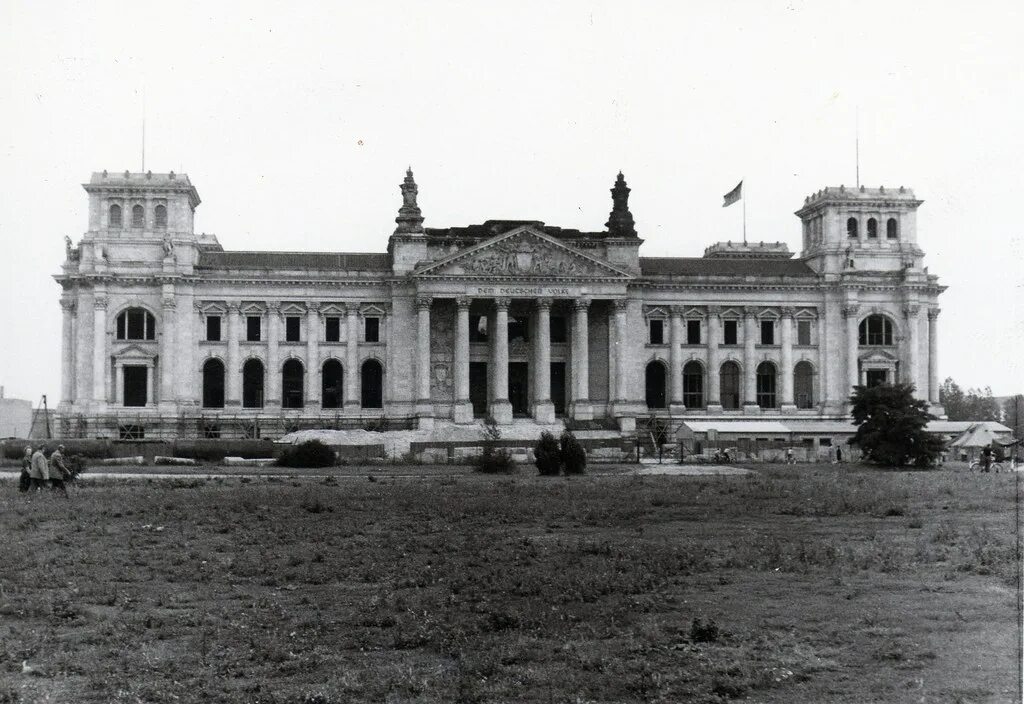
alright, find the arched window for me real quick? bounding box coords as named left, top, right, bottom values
left=109, top=204, right=122, bottom=228
left=115, top=308, right=156, bottom=340
left=683, top=361, right=704, bottom=408
left=282, top=359, right=304, bottom=408
left=361, top=359, right=383, bottom=409
left=155, top=204, right=167, bottom=229
left=132, top=204, right=145, bottom=228
left=720, top=361, right=740, bottom=410
left=867, top=218, right=878, bottom=238
left=794, top=361, right=814, bottom=409
left=202, top=358, right=225, bottom=408
left=886, top=218, right=899, bottom=239
left=645, top=361, right=667, bottom=409
left=847, top=217, right=858, bottom=238
left=756, top=361, right=777, bottom=409
left=242, top=359, right=264, bottom=408
left=858, top=315, right=893, bottom=346
left=322, top=359, right=344, bottom=409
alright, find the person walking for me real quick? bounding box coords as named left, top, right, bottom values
left=786, top=447, right=795, bottom=465
left=29, top=447, right=50, bottom=492
left=19, top=446, right=32, bottom=493
left=48, top=445, right=70, bottom=497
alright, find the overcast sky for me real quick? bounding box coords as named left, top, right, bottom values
left=1, top=0, right=1021, bottom=405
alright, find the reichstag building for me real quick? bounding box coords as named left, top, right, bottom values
left=54, top=169, right=945, bottom=439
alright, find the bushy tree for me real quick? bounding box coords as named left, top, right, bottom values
left=560, top=431, right=587, bottom=475
left=849, top=384, right=944, bottom=467
left=939, top=378, right=1001, bottom=422
left=534, top=431, right=561, bottom=476
left=1002, top=395, right=1024, bottom=439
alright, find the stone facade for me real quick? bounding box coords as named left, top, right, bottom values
left=54, top=170, right=945, bottom=439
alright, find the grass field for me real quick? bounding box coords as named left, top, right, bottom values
left=1, top=464, right=1020, bottom=703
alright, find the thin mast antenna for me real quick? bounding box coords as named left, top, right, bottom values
left=742, top=181, right=747, bottom=244
left=855, top=107, right=860, bottom=188
left=141, top=89, right=146, bottom=172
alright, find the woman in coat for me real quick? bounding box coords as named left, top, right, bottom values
left=19, top=446, right=32, bottom=492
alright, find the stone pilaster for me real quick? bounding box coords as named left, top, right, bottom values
left=570, top=298, right=593, bottom=420
left=225, top=303, right=240, bottom=407
left=415, top=296, right=434, bottom=429
left=266, top=303, right=281, bottom=408
left=489, top=298, right=513, bottom=424
left=779, top=307, right=796, bottom=412
left=706, top=306, right=723, bottom=413
left=928, top=308, right=943, bottom=410
left=159, top=295, right=176, bottom=409
left=453, top=297, right=473, bottom=423
left=533, top=298, right=555, bottom=423
left=345, top=305, right=360, bottom=408
left=669, top=306, right=685, bottom=413
left=742, top=307, right=759, bottom=413
left=843, top=304, right=860, bottom=396
left=610, top=299, right=634, bottom=431
left=92, top=289, right=108, bottom=407
left=60, top=298, right=76, bottom=405
left=306, top=303, right=320, bottom=409
left=903, top=304, right=921, bottom=395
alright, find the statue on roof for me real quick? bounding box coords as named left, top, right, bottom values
left=394, top=167, right=425, bottom=235
left=605, top=172, right=637, bottom=237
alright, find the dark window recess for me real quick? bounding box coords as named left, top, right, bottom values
left=756, top=362, right=777, bottom=409
left=508, top=316, right=529, bottom=342
left=867, top=218, right=878, bottom=238
left=550, top=316, right=567, bottom=343
left=887, top=218, right=899, bottom=239
left=325, top=316, right=340, bottom=342
left=321, top=360, right=343, bottom=408
left=687, top=320, right=701, bottom=345
left=155, top=204, right=167, bottom=228
left=132, top=204, right=144, bottom=228
left=285, top=316, right=301, bottom=342
left=858, top=315, right=893, bottom=346
left=206, top=316, right=221, bottom=342
left=123, top=366, right=147, bottom=407
left=723, top=320, right=738, bottom=345
left=242, top=359, right=264, bottom=408
left=797, top=320, right=812, bottom=345
left=649, top=319, right=664, bottom=344
left=282, top=359, right=304, bottom=408
left=364, top=317, right=380, bottom=343
left=109, top=204, right=122, bottom=228
left=760, top=320, right=775, bottom=345
left=470, top=315, right=488, bottom=342
left=202, top=359, right=225, bottom=408
left=246, top=316, right=261, bottom=342
left=847, top=217, right=858, bottom=238
left=361, top=359, right=384, bottom=408
left=116, top=309, right=156, bottom=341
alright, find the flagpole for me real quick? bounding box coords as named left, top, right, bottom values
left=742, top=181, right=747, bottom=244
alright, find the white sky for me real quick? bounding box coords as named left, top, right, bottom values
left=1, top=0, right=1021, bottom=404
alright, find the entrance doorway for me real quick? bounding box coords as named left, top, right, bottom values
left=550, top=362, right=566, bottom=416
left=509, top=362, right=529, bottom=417
left=123, top=365, right=147, bottom=407
left=866, top=369, right=888, bottom=387
left=469, top=362, right=488, bottom=417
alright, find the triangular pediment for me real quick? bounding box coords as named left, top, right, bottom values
left=114, top=344, right=157, bottom=360
left=412, top=227, right=633, bottom=280
left=859, top=349, right=899, bottom=364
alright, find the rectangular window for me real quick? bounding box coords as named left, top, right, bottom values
left=797, top=320, right=811, bottom=346
left=246, top=316, right=261, bottom=342
left=470, top=315, right=488, bottom=342
left=206, top=316, right=221, bottom=342
left=687, top=320, right=701, bottom=345
left=760, top=320, right=775, bottom=345
left=127, top=310, right=146, bottom=340
left=649, top=319, right=664, bottom=345
left=285, top=316, right=301, bottom=342
left=364, top=317, right=380, bottom=343
left=550, top=316, right=567, bottom=343
left=723, top=320, right=738, bottom=345
left=508, top=316, right=529, bottom=342
left=325, top=316, right=340, bottom=342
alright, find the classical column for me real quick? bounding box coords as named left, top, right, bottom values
left=533, top=298, right=555, bottom=423
left=706, top=306, right=723, bottom=413
left=903, top=304, right=920, bottom=395
left=570, top=298, right=593, bottom=420
left=306, top=303, right=320, bottom=408
left=613, top=299, right=629, bottom=404
left=928, top=308, right=941, bottom=405
left=453, top=297, right=473, bottom=423
left=843, top=304, right=860, bottom=396
left=489, top=298, right=513, bottom=423
left=669, top=306, right=684, bottom=413
left=92, top=290, right=108, bottom=406
left=226, top=304, right=240, bottom=407
left=114, top=360, right=124, bottom=407
left=415, top=296, right=434, bottom=429
left=780, top=307, right=796, bottom=411
left=76, top=291, right=92, bottom=404
left=345, top=305, right=360, bottom=408
left=742, top=307, right=758, bottom=412
left=159, top=295, right=176, bottom=408
left=266, top=304, right=281, bottom=407
left=60, top=298, right=76, bottom=404
left=145, top=361, right=155, bottom=407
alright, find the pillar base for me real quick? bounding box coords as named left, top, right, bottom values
left=225, top=399, right=241, bottom=408
left=705, top=403, right=724, bottom=414
left=616, top=415, right=637, bottom=433
left=570, top=400, right=594, bottom=421
left=344, top=401, right=360, bottom=410
left=928, top=403, right=946, bottom=419
left=742, top=404, right=761, bottom=414
left=452, top=401, right=474, bottom=424
left=489, top=400, right=513, bottom=424
left=780, top=404, right=798, bottom=414
left=669, top=402, right=686, bottom=415
left=417, top=415, right=435, bottom=431
left=532, top=400, right=556, bottom=424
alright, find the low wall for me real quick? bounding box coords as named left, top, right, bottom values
left=408, top=437, right=634, bottom=464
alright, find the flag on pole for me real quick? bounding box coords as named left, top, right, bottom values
left=722, top=181, right=743, bottom=207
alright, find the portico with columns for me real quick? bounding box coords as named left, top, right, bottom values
left=53, top=170, right=946, bottom=439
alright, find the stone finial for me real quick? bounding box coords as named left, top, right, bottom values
left=605, top=172, right=637, bottom=238
left=394, top=167, right=425, bottom=235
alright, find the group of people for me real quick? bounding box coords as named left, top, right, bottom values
left=19, top=445, right=71, bottom=496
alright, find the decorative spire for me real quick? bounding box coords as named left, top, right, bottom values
left=605, top=171, right=637, bottom=237
left=394, top=167, right=424, bottom=235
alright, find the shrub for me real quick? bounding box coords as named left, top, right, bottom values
left=690, top=618, right=720, bottom=643
left=63, top=455, right=88, bottom=482
left=476, top=446, right=516, bottom=474
left=534, top=431, right=561, bottom=476
left=277, top=440, right=337, bottom=468
left=560, top=431, right=587, bottom=475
